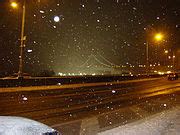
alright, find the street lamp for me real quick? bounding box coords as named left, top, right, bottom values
left=164, top=50, right=169, bottom=67
left=168, top=53, right=176, bottom=71
left=11, top=0, right=26, bottom=79
left=146, top=42, right=149, bottom=75
left=154, top=33, right=164, bottom=42
left=172, top=53, right=175, bottom=71
left=11, top=2, right=18, bottom=9
left=164, top=50, right=168, bottom=54
left=146, top=32, right=164, bottom=75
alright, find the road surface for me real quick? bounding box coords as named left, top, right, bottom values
left=0, top=77, right=179, bottom=134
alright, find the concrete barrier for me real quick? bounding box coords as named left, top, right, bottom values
left=0, top=75, right=164, bottom=88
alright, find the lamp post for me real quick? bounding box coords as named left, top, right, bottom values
left=146, top=42, right=149, bottom=75
left=19, top=0, right=26, bottom=79
left=154, top=33, right=163, bottom=42
left=11, top=0, right=26, bottom=79
left=172, top=52, right=175, bottom=72
left=164, top=50, right=168, bottom=67
left=146, top=32, right=164, bottom=75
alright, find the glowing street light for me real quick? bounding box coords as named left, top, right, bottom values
left=11, top=2, right=18, bottom=9
left=164, top=50, right=168, bottom=54
left=146, top=32, right=165, bottom=75
left=10, top=0, right=44, bottom=79
left=172, top=52, right=176, bottom=71
left=154, top=33, right=164, bottom=42
left=11, top=0, right=26, bottom=79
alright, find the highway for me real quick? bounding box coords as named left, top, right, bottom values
left=0, top=77, right=179, bottom=134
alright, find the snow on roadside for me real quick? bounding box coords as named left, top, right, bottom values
left=98, top=108, right=180, bottom=135
left=0, top=116, right=59, bottom=135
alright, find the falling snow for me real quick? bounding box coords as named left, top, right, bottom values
left=0, top=0, right=179, bottom=75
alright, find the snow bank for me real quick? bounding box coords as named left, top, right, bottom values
left=98, top=109, right=180, bottom=135
left=0, top=116, right=59, bottom=135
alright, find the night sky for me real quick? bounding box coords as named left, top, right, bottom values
left=0, top=0, right=179, bottom=75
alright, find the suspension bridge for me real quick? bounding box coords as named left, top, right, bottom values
left=78, top=54, right=124, bottom=75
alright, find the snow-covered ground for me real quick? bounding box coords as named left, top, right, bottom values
left=0, top=116, right=60, bottom=135
left=98, top=108, right=180, bottom=135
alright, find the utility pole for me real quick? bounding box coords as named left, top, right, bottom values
left=146, top=42, right=149, bottom=75
left=18, top=0, right=26, bottom=79
left=172, top=52, right=175, bottom=72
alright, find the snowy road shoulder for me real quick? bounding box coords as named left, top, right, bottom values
left=98, top=107, right=180, bottom=135
left=0, top=116, right=59, bottom=135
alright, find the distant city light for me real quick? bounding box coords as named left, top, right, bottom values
left=58, top=72, right=66, bottom=76
left=58, top=73, right=63, bottom=76
left=158, top=72, right=164, bottom=75
left=57, top=83, right=61, bottom=85
left=80, top=73, right=83, bottom=76
left=164, top=50, right=168, bottom=54
left=167, top=71, right=172, bottom=74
